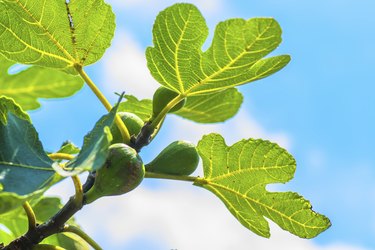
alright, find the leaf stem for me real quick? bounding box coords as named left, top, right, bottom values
left=71, top=176, right=83, bottom=207
left=22, top=201, right=37, bottom=231
left=48, top=153, right=75, bottom=161
left=150, top=94, right=185, bottom=130
left=63, top=225, right=102, bottom=250
left=74, top=65, right=131, bottom=144
left=145, top=172, right=198, bottom=183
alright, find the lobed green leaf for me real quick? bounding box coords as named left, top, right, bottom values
left=147, top=3, right=290, bottom=96
left=118, top=91, right=242, bottom=124
left=0, top=55, right=84, bottom=110
left=0, top=0, right=115, bottom=74
left=56, top=141, right=80, bottom=155
left=0, top=191, right=41, bottom=215
left=0, top=97, right=56, bottom=195
left=195, top=133, right=331, bottom=238
left=174, top=88, right=243, bottom=123
left=118, top=95, right=153, bottom=122
left=54, top=103, right=120, bottom=176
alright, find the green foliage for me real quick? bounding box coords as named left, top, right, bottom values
left=146, top=141, right=199, bottom=176
left=119, top=89, right=243, bottom=124
left=0, top=97, right=56, bottom=195
left=195, top=133, right=330, bottom=238
left=0, top=191, right=42, bottom=215
left=0, top=55, right=83, bottom=110
left=0, top=0, right=115, bottom=74
left=53, top=104, right=120, bottom=176
left=56, top=141, right=80, bottom=155
left=0, top=1, right=331, bottom=248
left=118, top=95, right=153, bottom=122
left=174, top=88, right=243, bottom=123
left=147, top=3, right=290, bottom=96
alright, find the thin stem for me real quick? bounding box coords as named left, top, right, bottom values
left=145, top=172, right=199, bottom=183
left=75, top=65, right=131, bottom=144
left=23, top=202, right=37, bottom=231
left=71, top=176, right=83, bottom=206
left=48, top=153, right=75, bottom=161
left=150, top=94, right=185, bottom=130
left=63, top=225, right=102, bottom=250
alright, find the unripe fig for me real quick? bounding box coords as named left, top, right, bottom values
left=110, top=112, right=144, bottom=143
left=145, top=141, right=199, bottom=176
left=85, top=143, right=145, bottom=204
left=152, top=87, right=186, bottom=116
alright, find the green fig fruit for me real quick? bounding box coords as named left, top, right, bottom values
left=152, top=87, right=186, bottom=117
left=85, top=143, right=145, bottom=204
left=145, top=141, right=199, bottom=176
left=110, top=112, right=144, bottom=143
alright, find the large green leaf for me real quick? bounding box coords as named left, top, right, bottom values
left=195, top=133, right=330, bottom=238
left=147, top=3, right=290, bottom=96
left=0, top=55, right=83, bottom=110
left=56, top=141, right=80, bottom=155
left=0, top=97, right=55, bottom=195
left=0, top=229, right=13, bottom=246
left=41, top=233, right=90, bottom=250
left=0, top=191, right=42, bottom=215
left=174, top=88, right=243, bottom=123
left=0, top=0, right=115, bottom=74
left=118, top=95, right=153, bottom=122
left=118, top=90, right=242, bottom=124
left=54, top=104, right=119, bottom=176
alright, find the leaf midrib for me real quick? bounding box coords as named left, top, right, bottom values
left=0, top=161, right=53, bottom=171
left=1, top=81, right=77, bottom=95
left=209, top=164, right=293, bottom=182
left=10, top=0, right=76, bottom=64
left=174, top=8, right=194, bottom=93
left=185, top=21, right=274, bottom=95
left=207, top=183, right=267, bottom=236
left=204, top=180, right=326, bottom=230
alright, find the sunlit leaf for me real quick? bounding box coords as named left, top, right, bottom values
left=118, top=95, right=153, bottom=122
left=0, top=228, right=13, bottom=246
left=0, top=55, right=83, bottom=110
left=147, top=3, right=290, bottom=96
left=195, top=133, right=331, bottom=238
left=0, top=191, right=41, bottom=215
left=56, top=141, right=80, bottom=155
left=174, top=88, right=243, bottom=123
left=0, top=0, right=115, bottom=74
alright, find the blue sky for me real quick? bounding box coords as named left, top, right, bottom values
left=28, top=0, right=375, bottom=249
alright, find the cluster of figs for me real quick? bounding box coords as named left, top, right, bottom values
left=84, top=87, right=199, bottom=203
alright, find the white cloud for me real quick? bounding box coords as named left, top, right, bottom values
left=64, top=181, right=366, bottom=250
left=100, top=32, right=159, bottom=99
